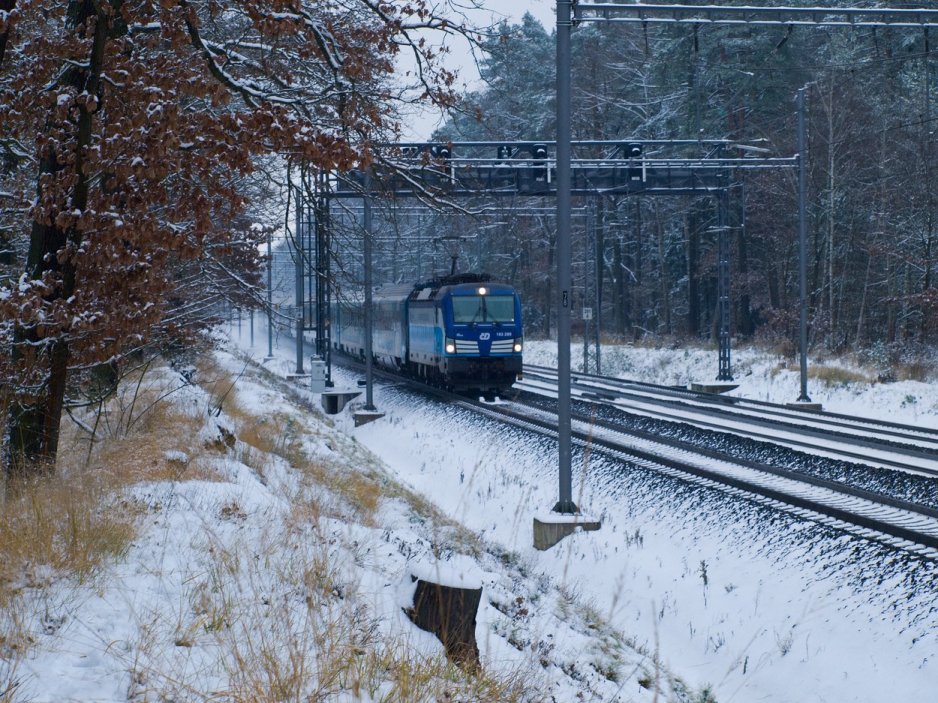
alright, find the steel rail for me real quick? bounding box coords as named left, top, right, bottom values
left=524, top=363, right=938, bottom=452
left=466, top=399, right=938, bottom=557
left=520, top=369, right=938, bottom=478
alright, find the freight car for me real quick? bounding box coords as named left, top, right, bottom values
left=333, top=273, right=523, bottom=396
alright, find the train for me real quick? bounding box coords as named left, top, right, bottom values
left=332, top=273, right=523, bottom=396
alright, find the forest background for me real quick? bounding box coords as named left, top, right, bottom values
left=431, top=9, right=938, bottom=360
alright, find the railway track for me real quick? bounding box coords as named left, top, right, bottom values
left=466, top=397, right=938, bottom=559
left=521, top=364, right=938, bottom=478
left=329, top=356, right=938, bottom=560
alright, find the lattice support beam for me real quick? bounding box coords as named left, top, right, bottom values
left=574, top=3, right=938, bottom=28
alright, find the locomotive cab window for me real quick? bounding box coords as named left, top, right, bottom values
left=451, top=295, right=515, bottom=324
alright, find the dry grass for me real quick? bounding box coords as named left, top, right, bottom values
left=292, top=459, right=383, bottom=528
left=202, top=536, right=533, bottom=703
left=127, top=494, right=536, bottom=703
left=769, top=359, right=873, bottom=387
left=0, top=467, right=138, bottom=698
left=895, top=359, right=933, bottom=382
left=59, top=381, right=225, bottom=485
left=234, top=405, right=386, bottom=526
left=808, top=365, right=871, bottom=386
left=0, top=359, right=223, bottom=666
left=0, top=474, right=135, bottom=605
left=195, top=355, right=245, bottom=419
left=0, top=396, right=214, bottom=606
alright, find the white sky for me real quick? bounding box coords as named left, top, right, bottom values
left=400, top=1, right=558, bottom=139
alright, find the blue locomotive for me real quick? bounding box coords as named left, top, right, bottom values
left=333, top=273, right=523, bottom=395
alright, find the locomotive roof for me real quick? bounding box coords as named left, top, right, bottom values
left=350, top=276, right=514, bottom=306
left=412, top=272, right=491, bottom=290
left=408, top=272, right=512, bottom=302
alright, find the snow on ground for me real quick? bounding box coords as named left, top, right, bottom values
left=229, top=321, right=938, bottom=703
left=11, top=318, right=935, bottom=702
left=6, top=330, right=683, bottom=702
left=524, top=340, right=938, bottom=430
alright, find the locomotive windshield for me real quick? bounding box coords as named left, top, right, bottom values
left=451, top=295, right=515, bottom=323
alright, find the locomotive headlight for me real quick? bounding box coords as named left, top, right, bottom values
left=477, top=286, right=487, bottom=296
left=513, top=338, right=523, bottom=353
left=445, top=338, right=456, bottom=354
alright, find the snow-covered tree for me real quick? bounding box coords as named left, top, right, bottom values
left=0, top=0, right=474, bottom=474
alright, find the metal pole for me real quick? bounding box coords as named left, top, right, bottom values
left=315, top=174, right=334, bottom=387
left=363, top=173, right=376, bottom=411
left=266, top=229, right=274, bottom=359
left=583, top=204, right=590, bottom=373
left=554, top=0, right=577, bottom=514
left=797, top=87, right=811, bottom=402
left=594, top=200, right=602, bottom=374
left=294, top=185, right=305, bottom=374
left=250, top=308, right=254, bottom=347
left=717, top=185, right=733, bottom=381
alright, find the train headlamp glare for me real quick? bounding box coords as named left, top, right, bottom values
left=445, top=339, right=456, bottom=354
left=513, top=340, right=523, bottom=353
left=477, top=287, right=487, bottom=295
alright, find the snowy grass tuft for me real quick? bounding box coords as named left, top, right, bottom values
left=0, top=474, right=135, bottom=602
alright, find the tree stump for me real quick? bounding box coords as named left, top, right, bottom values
left=403, top=574, right=482, bottom=669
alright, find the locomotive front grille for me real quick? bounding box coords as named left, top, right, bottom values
left=489, top=340, right=515, bottom=353
left=455, top=340, right=479, bottom=354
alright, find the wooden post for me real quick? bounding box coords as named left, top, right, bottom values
left=403, top=575, right=482, bottom=668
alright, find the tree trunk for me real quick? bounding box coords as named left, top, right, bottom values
left=686, top=208, right=700, bottom=336
left=611, top=236, right=626, bottom=337
left=655, top=204, right=670, bottom=334
left=735, top=185, right=754, bottom=337
left=594, top=198, right=604, bottom=355
left=855, top=254, right=871, bottom=347
left=826, top=79, right=836, bottom=349
left=1, top=0, right=19, bottom=264
left=0, top=0, right=15, bottom=69
left=542, top=217, right=554, bottom=338
left=885, top=255, right=897, bottom=343
left=921, top=41, right=934, bottom=346
left=7, top=0, right=110, bottom=475
left=767, top=264, right=781, bottom=311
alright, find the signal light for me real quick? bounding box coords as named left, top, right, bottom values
left=623, top=142, right=645, bottom=182
left=497, top=144, right=512, bottom=160
left=431, top=144, right=452, bottom=161
left=529, top=143, right=549, bottom=184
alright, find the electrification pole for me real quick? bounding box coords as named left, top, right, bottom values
left=363, top=173, right=376, bottom=411
left=265, top=228, right=273, bottom=360
left=797, top=87, right=811, bottom=402
left=555, top=0, right=576, bottom=514
left=294, top=186, right=305, bottom=374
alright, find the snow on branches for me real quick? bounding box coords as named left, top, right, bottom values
left=0, top=0, right=477, bottom=468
